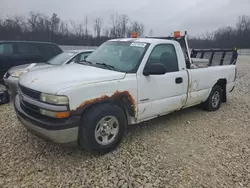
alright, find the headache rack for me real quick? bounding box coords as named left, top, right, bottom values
left=191, top=48, right=238, bottom=66
left=146, top=31, right=239, bottom=67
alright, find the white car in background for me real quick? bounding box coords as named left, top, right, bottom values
left=3, top=49, right=94, bottom=97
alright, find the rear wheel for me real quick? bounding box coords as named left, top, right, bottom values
left=202, top=85, right=222, bottom=111
left=79, top=103, right=127, bottom=154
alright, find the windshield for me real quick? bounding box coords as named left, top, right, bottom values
left=85, top=41, right=150, bottom=72
left=47, top=52, right=77, bottom=65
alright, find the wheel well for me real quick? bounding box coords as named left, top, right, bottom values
left=80, top=98, right=133, bottom=124
left=215, top=79, right=227, bottom=103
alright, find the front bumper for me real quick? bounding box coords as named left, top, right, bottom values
left=14, top=94, right=80, bottom=146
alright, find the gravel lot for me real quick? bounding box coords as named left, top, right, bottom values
left=0, top=56, right=250, bottom=188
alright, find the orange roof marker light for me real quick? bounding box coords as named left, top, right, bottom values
left=131, top=32, right=138, bottom=38
left=174, top=31, right=181, bottom=38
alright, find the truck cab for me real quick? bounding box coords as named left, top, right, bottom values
left=14, top=32, right=238, bottom=154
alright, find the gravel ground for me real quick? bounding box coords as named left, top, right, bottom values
left=0, top=56, right=250, bottom=188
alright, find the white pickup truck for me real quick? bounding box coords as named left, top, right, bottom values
left=14, top=31, right=238, bottom=154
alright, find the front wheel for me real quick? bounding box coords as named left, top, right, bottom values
left=202, top=85, right=222, bottom=111
left=79, top=103, right=127, bottom=154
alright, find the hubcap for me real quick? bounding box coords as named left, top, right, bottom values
left=212, top=91, right=220, bottom=108
left=95, top=116, right=119, bottom=145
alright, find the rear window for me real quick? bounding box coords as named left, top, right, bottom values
left=0, top=44, right=14, bottom=55
left=36, top=44, right=62, bottom=61
left=43, top=44, right=62, bottom=54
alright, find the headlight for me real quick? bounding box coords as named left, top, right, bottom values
left=40, top=93, right=69, bottom=105
left=40, top=108, right=69, bottom=118
left=11, top=70, right=28, bottom=78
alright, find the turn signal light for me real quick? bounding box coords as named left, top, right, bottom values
left=56, top=111, right=70, bottom=118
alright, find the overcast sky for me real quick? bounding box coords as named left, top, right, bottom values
left=1, top=0, right=250, bottom=36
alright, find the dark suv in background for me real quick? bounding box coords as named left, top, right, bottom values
left=0, top=41, right=63, bottom=83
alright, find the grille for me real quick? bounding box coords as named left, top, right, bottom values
left=19, top=84, right=41, bottom=100
left=22, top=100, right=39, bottom=113
left=20, top=101, right=42, bottom=119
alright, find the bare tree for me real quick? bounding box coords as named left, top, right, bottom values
left=50, top=13, right=60, bottom=34
left=103, top=27, right=110, bottom=37
left=84, top=16, right=88, bottom=36
left=69, top=20, right=79, bottom=35
left=59, top=21, right=69, bottom=36
left=130, top=21, right=145, bottom=37
left=237, top=15, right=250, bottom=32
left=94, top=18, right=102, bottom=37
left=110, top=13, right=119, bottom=38
left=27, top=12, right=45, bottom=32
left=119, top=14, right=129, bottom=37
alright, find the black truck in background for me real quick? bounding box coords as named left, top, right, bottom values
left=0, top=41, right=63, bottom=83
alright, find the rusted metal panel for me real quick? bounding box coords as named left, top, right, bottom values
left=71, top=90, right=136, bottom=116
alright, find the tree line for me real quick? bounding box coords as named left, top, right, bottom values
left=0, top=12, right=145, bottom=46
left=188, top=15, right=250, bottom=49
left=0, top=12, right=250, bottom=48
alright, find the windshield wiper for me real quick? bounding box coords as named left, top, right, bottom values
left=78, top=59, right=93, bottom=65
left=96, top=62, right=115, bottom=70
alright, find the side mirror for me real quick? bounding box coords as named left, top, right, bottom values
left=143, top=63, right=167, bottom=76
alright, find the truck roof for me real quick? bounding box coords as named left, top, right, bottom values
left=109, top=38, right=176, bottom=45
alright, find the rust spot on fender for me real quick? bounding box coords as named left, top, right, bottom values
left=72, top=90, right=136, bottom=116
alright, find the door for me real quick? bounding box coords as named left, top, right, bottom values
left=137, top=44, right=188, bottom=121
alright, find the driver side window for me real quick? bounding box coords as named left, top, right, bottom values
left=147, top=44, right=179, bottom=72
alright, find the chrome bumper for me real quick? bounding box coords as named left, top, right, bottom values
left=14, top=94, right=80, bottom=146
left=19, top=116, right=79, bottom=144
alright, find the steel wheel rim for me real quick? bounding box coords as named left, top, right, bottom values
left=94, top=116, right=119, bottom=146
left=212, top=91, right=220, bottom=108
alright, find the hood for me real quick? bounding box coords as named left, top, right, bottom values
left=8, top=63, right=54, bottom=74
left=19, top=64, right=126, bottom=94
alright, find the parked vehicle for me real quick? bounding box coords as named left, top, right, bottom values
left=3, top=49, right=94, bottom=97
left=14, top=31, right=238, bottom=154
left=0, top=41, right=63, bottom=84
left=0, top=85, right=9, bottom=105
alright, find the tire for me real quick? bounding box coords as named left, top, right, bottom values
left=202, top=85, right=222, bottom=111
left=79, top=103, right=127, bottom=154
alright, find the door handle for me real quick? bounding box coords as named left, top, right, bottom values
left=175, top=77, right=183, bottom=84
